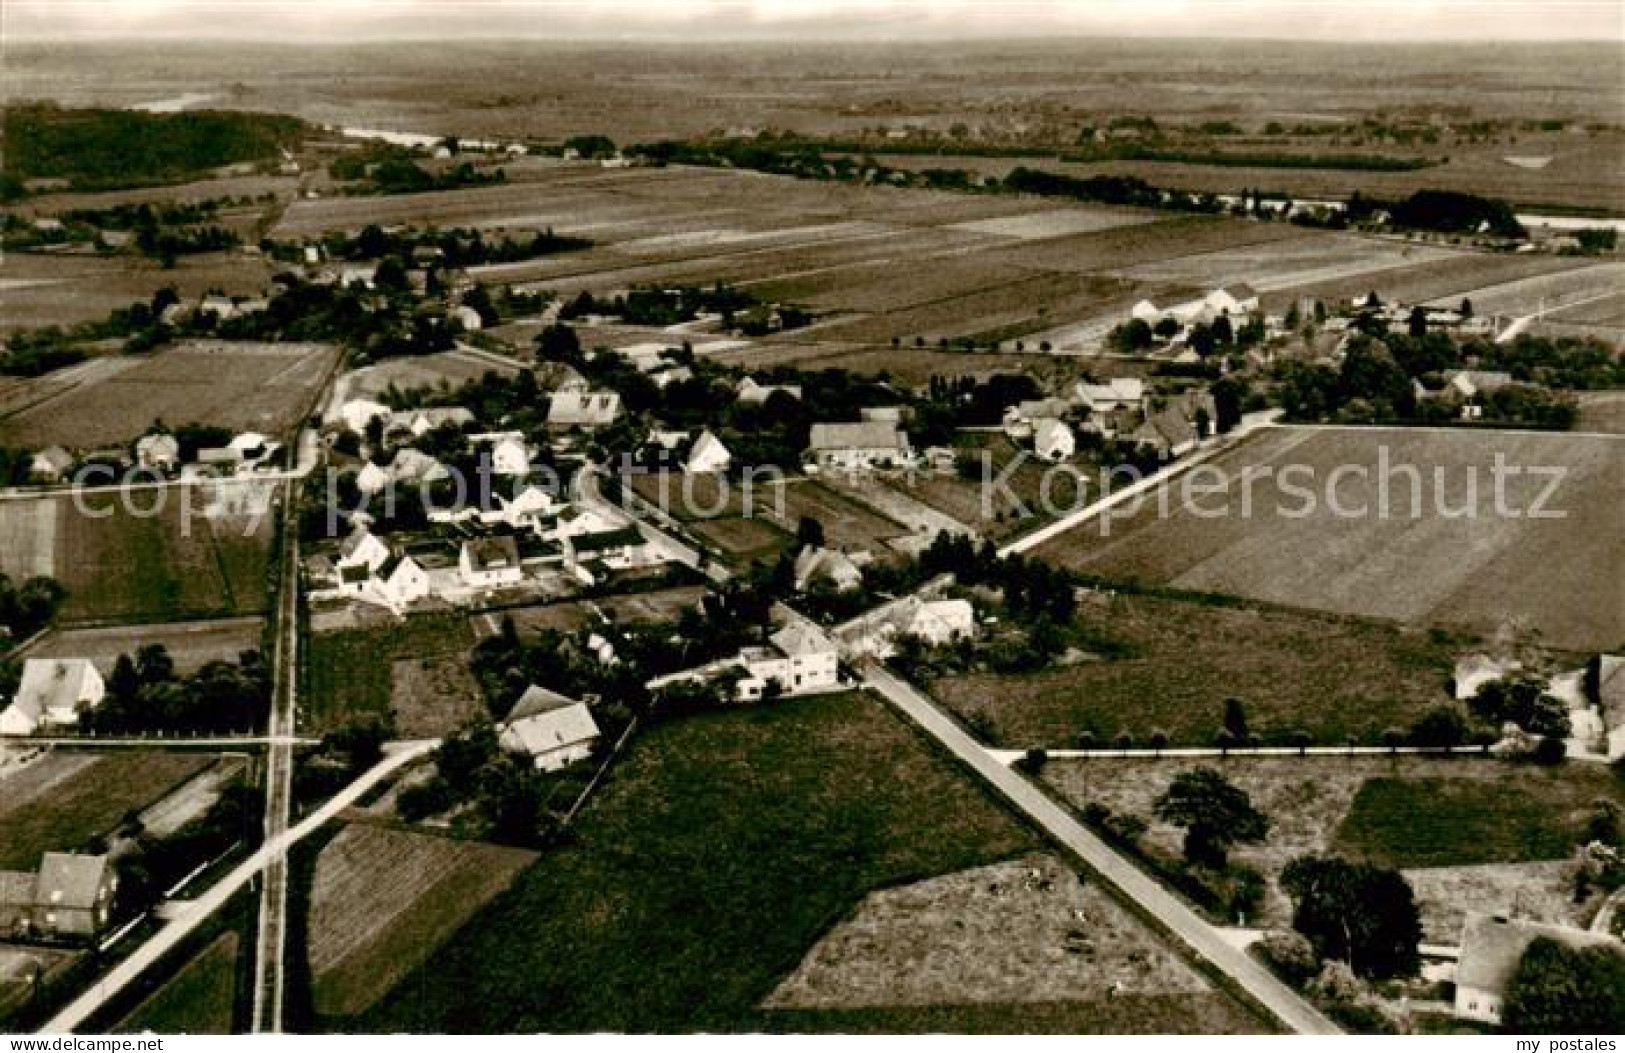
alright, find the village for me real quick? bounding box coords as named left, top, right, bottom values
left=1, top=31, right=1623, bottom=1039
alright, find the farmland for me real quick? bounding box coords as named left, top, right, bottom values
left=304, top=613, right=482, bottom=736
left=0, top=339, right=339, bottom=449
left=302, top=822, right=535, bottom=1020
left=0, top=252, right=276, bottom=336
left=470, top=585, right=707, bottom=639
left=1034, top=426, right=1625, bottom=652
left=1112, top=231, right=1464, bottom=295
left=1041, top=755, right=1624, bottom=931
left=1257, top=252, right=1593, bottom=313
left=0, top=750, right=217, bottom=870
left=765, top=853, right=1266, bottom=1034
left=0, top=491, right=275, bottom=624
left=930, top=589, right=1454, bottom=749
left=113, top=932, right=240, bottom=1035
left=354, top=690, right=1163, bottom=1033
left=1422, top=261, right=1625, bottom=319
left=20, top=616, right=264, bottom=676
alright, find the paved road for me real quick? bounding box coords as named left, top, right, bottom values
left=0, top=735, right=314, bottom=748
left=859, top=662, right=1341, bottom=1036
left=249, top=486, right=301, bottom=1034
left=40, top=741, right=437, bottom=1034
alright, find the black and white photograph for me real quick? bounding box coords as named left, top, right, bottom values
left=0, top=0, right=1622, bottom=1040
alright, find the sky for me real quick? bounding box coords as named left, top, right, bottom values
left=7, top=0, right=1623, bottom=42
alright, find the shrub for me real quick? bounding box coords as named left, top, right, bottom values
left=1259, top=929, right=1321, bottom=985
left=1533, top=735, right=1567, bottom=765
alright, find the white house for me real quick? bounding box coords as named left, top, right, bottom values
left=1131, top=295, right=1207, bottom=326
left=793, top=545, right=864, bottom=593
left=685, top=430, right=732, bottom=474
left=1032, top=418, right=1076, bottom=462
left=1205, top=283, right=1260, bottom=317
left=337, top=525, right=390, bottom=574
left=368, top=553, right=431, bottom=611
left=1002, top=398, right=1072, bottom=440
left=483, top=485, right=557, bottom=530
left=1075, top=378, right=1147, bottom=414
left=339, top=398, right=393, bottom=435
left=1453, top=913, right=1619, bottom=1025
left=355, top=461, right=392, bottom=495
left=388, top=407, right=474, bottom=439
left=471, top=433, right=531, bottom=477
left=459, top=536, right=523, bottom=589
left=30, top=447, right=74, bottom=483
left=805, top=422, right=911, bottom=472
left=886, top=597, right=976, bottom=652
left=646, top=619, right=841, bottom=703
left=736, top=377, right=802, bottom=405
left=547, top=388, right=623, bottom=430
left=499, top=686, right=601, bottom=772
left=135, top=433, right=181, bottom=472
left=1, top=659, right=106, bottom=735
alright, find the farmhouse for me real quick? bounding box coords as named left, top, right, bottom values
left=29, top=447, right=74, bottom=483
left=1002, top=398, right=1072, bottom=440
left=1076, top=378, right=1147, bottom=414
left=736, top=377, right=803, bottom=405
left=134, top=433, right=181, bottom=472
left=684, top=429, right=732, bottom=474
left=1032, top=418, right=1076, bottom=462
left=459, top=536, right=524, bottom=589
left=562, top=526, right=654, bottom=576
left=891, top=597, right=976, bottom=648
left=1131, top=405, right=1200, bottom=459
left=646, top=619, right=841, bottom=702
left=1205, top=283, right=1260, bottom=317
left=1130, top=294, right=1207, bottom=327
left=794, top=545, right=865, bottom=593
left=805, top=422, right=912, bottom=472
left=483, top=485, right=557, bottom=530
left=547, top=388, right=623, bottom=430
left=0, top=853, right=117, bottom=942
left=473, top=433, right=532, bottom=477
left=388, top=407, right=474, bottom=438
left=499, top=686, right=601, bottom=772
left=368, top=553, right=431, bottom=611
left=0, top=659, right=107, bottom=736
left=337, top=525, right=390, bottom=574
left=1453, top=913, right=1620, bottom=1025
left=339, top=398, right=393, bottom=435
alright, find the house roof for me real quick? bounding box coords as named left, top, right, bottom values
left=1033, top=418, right=1073, bottom=451
left=771, top=619, right=836, bottom=658
left=686, top=430, right=731, bottom=471
left=1456, top=912, right=1618, bottom=995
left=136, top=433, right=180, bottom=457
left=1217, top=282, right=1258, bottom=301
left=376, top=552, right=422, bottom=583
left=35, top=853, right=111, bottom=910
left=569, top=526, right=645, bottom=554
left=508, top=684, right=581, bottom=722
left=33, top=447, right=74, bottom=472
left=548, top=389, right=622, bottom=427
left=806, top=422, right=907, bottom=453
left=338, top=525, right=379, bottom=561
left=502, top=701, right=601, bottom=757
left=1077, top=379, right=1146, bottom=404
left=737, top=377, right=803, bottom=403
left=14, top=659, right=99, bottom=725
left=794, top=545, right=863, bottom=590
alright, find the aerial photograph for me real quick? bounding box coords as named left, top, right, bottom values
left=1, top=0, right=1622, bottom=1040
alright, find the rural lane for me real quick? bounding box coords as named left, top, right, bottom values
left=40, top=739, right=438, bottom=1034
left=859, top=662, right=1342, bottom=1036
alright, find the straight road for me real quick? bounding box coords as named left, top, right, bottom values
left=860, top=662, right=1342, bottom=1036
left=40, top=740, right=437, bottom=1034
left=249, top=485, right=301, bottom=1034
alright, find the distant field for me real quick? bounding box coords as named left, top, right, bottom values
left=0, top=491, right=275, bottom=624
left=1422, top=261, right=1625, bottom=318
left=931, top=589, right=1454, bottom=748
left=304, top=823, right=535, bottom=1020
left=1546, top=289, right=1625, bottom=327
left=21, top=616, right=264, bottom=675
left=0, top=252, right=276, bottom=335
left=350, top=691, right=1088, bottom=1032
left=1577, top=392, right=1625, bottom=435
left=0, top=339, right=338, bottom=449
left=0, top=751, right=216, bottom=870
left=334, top=349, right=519, bottom=409
left=114, top=931, right=239, bottom=1035
left=1034, top=426, right=1625, bottom=652
left=305, top=613, right=481, bottom=736
left=1259, top=252, right=1591, bottom=312
left=1113, top=232, right=1463, bottom=295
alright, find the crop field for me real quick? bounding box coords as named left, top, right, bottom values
left=0, top=750, right=217, bottom=870
left=1545, top=289, right=1625, bottom=327
left=1113, top=232, right=1464, bottom=294
left=304, top=822, right=536, bottom=1020
left=114, top=931, right=240, bottom=1035
left=305, top=613, right=481, bottom=735
left=21, top=616, right=264, bottom=675
left=0, top=492, right=274, bottom=624
left=931, top=589, right=1454, bottom=749
left=689, top=515, right=794, bottom=565
left=0, top=252, right=277, bottom=335
left=1033, top=426, right=1625, bottom=652
left=0, top=339, right=338, bottom=449
left=1258, top=252, right=1592, bottom=312
left=331, top=348, right=519, bottom=411
left=1042, top=755, right=1623, bottom=931
left=1577, top=391, right=1625, bottom=435
left=1422, top=261, right=1625, bottom=318
left=765, top=853, right=1263, bottom=1034
left=353, top=690, right=1238, bottom=1033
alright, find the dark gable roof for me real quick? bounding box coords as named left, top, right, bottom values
left=570, top=526, right=645, bottom=554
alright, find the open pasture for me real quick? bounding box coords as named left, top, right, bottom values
left=0, top=490, right=274, bottom=624
left=305, top=613, right=480, bottom=736
left=20, top=616, right=265, bottom=676
left=113, top=931, right=240, bottom=1035
left=1545, top=289, right=1625, bottom=328
left=304, top=822, right=536, bottom=1019
left=1422, top=261, right=1625, bottom=318
left=0, top=340, right=338, bottom=449
left=471, top=585, right=707, bottom=639
left=1258, top=252, right=1592, bottom=312
left=1034, top=426, right=1625, bottom=652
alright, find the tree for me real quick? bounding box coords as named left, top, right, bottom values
left=1409, top=702, right=1470, bottom=747
left=1583, top=799, right=1623, bottom=848
left=1471, top=674, right=1571, bottom=738
left=1280, top=854, right=1422, bottom=980
left=796, top=515, right=825, bottom=549
left=534, top=323, right=581, bottom=362
left=1154, top=767, right=1270, bottom=869
left=1408, top=306, right=1429, bottom=339
left=1222, top=697, right=1250, bottom=744
left=1108, top=319, right=1154, bottom=353
left=1502, top=937, right=1625, bottom=1033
